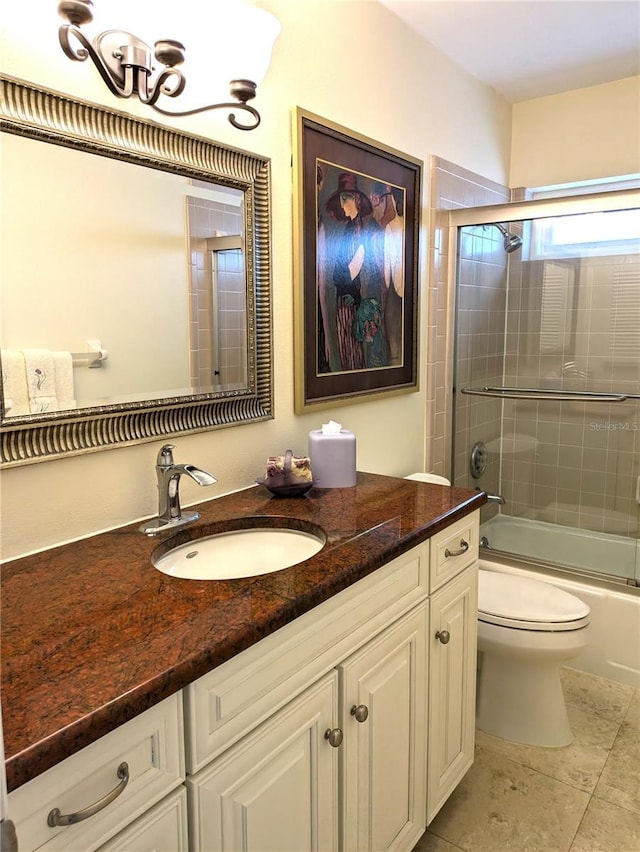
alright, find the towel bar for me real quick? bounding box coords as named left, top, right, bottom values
left=460, top=386, right=638, bottom=402
left=70, top=341, right=108, bottom=369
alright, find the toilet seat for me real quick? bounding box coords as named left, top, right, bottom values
left=478, top=571, right=590, bottom=632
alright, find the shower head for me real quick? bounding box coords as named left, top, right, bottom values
left=493, top=222, right=523, bottom=253
left=503, top=232, right=523, bottom=253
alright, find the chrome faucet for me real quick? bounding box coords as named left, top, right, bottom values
left=139, top=444, right=217, bottom=536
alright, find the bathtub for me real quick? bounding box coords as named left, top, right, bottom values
left=480, top=514, right=639, bottom=583
left=478, top=527, right=640, bottom=689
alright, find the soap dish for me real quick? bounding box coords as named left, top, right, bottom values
left=256, top=478, right=316, bottom=498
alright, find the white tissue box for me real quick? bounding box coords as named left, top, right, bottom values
left=308, top=427, right=357, bottom=488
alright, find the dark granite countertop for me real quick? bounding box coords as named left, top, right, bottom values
left=1, top=472, right=485, bottom=792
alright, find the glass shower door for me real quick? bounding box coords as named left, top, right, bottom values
left=452, top=200, right=640, bottom=585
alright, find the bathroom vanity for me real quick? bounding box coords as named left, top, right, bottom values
left=1, top=473, right=484, bottom=851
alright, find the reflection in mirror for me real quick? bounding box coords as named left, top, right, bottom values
left=186, top=185, right=248, bottom=393
left=0, top=75, right=272, bottom=466
left=539, top=261, right=577, bottom=360
left=1, top=136, right=248, bottom=415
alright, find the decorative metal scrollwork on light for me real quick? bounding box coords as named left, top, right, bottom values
left=56, top=0, right=279, bottom=130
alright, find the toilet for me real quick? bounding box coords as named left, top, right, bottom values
left=404, top=471, right=452, bottom=487
left=404, top=473, right=591, bottom=747
left=476, top=569, right=590, bottom=747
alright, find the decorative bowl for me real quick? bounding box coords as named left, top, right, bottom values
left=256, top=478, right=316, bottom=498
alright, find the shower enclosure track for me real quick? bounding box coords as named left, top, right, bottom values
left=461, top=386, right=640, bottom=402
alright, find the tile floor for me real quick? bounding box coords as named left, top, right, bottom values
left=415, top=667, right=640, bottom=852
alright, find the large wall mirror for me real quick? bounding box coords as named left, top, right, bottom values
left=0, top=75, right=273, bottom=467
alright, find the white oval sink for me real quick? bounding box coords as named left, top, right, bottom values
left=153, top=527, right=325, bottom=580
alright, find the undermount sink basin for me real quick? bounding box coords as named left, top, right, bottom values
left=153, top=527, right=325, bottom=580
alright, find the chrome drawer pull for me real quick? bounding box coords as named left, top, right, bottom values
left=444, top=539, right=469, bottom=558
left=47, top=761, right=129, bottom=827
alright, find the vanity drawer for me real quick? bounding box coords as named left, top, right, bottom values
left=9, top=694, right=185, bottom=852
left=429, top=511, right=479, bottom=593
left=97, top=787, right=188, bottom=851
left=184, top=541, right=429, bottom=773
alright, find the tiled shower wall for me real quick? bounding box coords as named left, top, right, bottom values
left=213, top=248, right=247, bottom=390
left=427, top=157, right=510, bottom=516
left=187, top=195, right=245, bottom=390
left=501, top=252, right=640, bottom=535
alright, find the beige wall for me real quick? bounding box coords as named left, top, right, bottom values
left=0, top=0, right=512, bottom=560
left=510, top=77, right=640, bottom=188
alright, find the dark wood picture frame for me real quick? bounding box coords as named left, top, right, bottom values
left=293, top=108, right=422, bottom=413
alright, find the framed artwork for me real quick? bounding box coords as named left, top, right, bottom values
left=293, top=108, right=422, bottom=413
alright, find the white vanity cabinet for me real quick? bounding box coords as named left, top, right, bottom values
left=339, top=603, right=428, bottom=852
left=184, top=542, right=431, bottom=852
left=185, top=510, right=479, bottom=851
left=187, top=605, right=429, bottom=852
left=186, top=672, right=340, bottom=851
left=427, top=515, right=479, bottom=823
left=8, top=694, right=186, bottom=852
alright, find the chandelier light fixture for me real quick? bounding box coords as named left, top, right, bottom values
left=56, top=0, right=280, bottom=129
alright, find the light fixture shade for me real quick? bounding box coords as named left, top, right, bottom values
left=160, top=1, right=281, bottom=106
left=224, top=3, right=281, bottom=85
left=91, top=0, right=280, bottom=85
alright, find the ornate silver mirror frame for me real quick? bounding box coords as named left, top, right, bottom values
left=0, top=75, right=273, bottom=467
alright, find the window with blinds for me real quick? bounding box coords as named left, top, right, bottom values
left=609, top=263, right=640, bottom=363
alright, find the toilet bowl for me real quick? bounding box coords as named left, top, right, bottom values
left=476, top=570, right=590, bottom=747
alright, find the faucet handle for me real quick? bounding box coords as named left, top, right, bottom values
left=157, top=443, right=176, bottom=467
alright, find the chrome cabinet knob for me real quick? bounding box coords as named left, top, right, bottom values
left=435, top=629, right=450, bottom=644
left=350, top=704, right=369, bottom=723
left=324, top=727, right=343, bottom=747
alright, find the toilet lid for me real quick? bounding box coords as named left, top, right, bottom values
left=478, top=571, right=590, bottom=631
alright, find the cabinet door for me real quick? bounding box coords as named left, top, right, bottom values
left=427, top=565, right=478, bottom=823
left=187, top=672, right=339, bottom=852
left=339, top=604, right=428, bottom=852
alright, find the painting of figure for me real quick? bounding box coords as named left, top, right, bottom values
left=294, top=110, right=421, bottom=412
left=317, top=166, right=406, bottom=374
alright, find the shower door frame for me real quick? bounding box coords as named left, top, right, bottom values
left=444, top=187, right=640, bottom=586
left=443, top=187, right=640, bottom=478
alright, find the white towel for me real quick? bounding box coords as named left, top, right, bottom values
left=52, top=351, right=76, bottom=410
left=23, top=348, right=57, bottom=413
left=1, top=349, right=30, bottom=416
